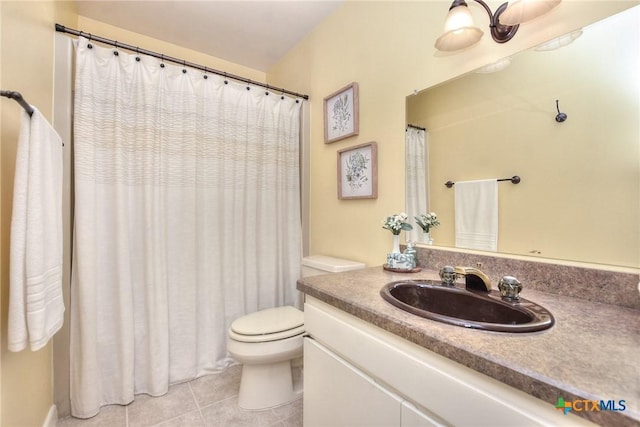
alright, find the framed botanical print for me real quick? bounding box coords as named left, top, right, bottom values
left=324, top=82, right=359, bottom=143
left=337, top=141, right=377, bottom=199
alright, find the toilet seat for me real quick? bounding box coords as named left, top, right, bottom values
left=230, top=306, right=304, bottom=343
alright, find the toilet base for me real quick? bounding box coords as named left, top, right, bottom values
left=238, top=361, right=302, bottom=410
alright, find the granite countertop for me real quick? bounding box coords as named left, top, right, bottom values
left=297, top=266, right=640, bottom=426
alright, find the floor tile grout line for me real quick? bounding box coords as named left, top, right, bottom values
left=187, top=381, right=200, bottom=409
left=129, top=382, right=201, bottom=427
left=271, top=407, right=282, bottom=421
left=187, top=381, right=208, bottom=426
left=147, top=408, right=203, bottom=427
left=198, top=393, right=237, bottom=411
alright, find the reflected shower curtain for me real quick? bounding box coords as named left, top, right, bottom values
left=70, top=37, right=302, bottom=418
left=405, top=127, right=428, bottom=243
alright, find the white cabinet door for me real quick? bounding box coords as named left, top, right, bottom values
left=305, top=297, right=597, bottom=427
left=304, top=337, right=402, bottom=427
left=401, top=401, right=449, bottom=427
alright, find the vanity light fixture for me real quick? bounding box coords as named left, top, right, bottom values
left=499, top=0, right=562, bottom=25
left=474, top=57, right=512, bottom=73
left=534, top=29, right=582, bottom=51
left=435, top=0, right=561, bottom=52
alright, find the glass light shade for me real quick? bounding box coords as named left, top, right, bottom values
left=475, top=57, right=512, bottom=73
left=435, top=6, right=484, bottom=51
left=499, top=0, right=561, bottom=26
left=534, top=29, right=582, bottom=51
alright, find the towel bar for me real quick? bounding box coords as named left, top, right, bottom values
left=1, top=90, right=34, bottom=116
left=445, top=176, right=521, bottom=188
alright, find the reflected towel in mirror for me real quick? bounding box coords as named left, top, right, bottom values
left=454, top=179, right=498, bottom=252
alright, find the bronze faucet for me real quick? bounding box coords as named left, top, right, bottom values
left=453, top=266, right=492, bottom=292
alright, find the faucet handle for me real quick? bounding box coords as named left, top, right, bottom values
left=498, top=276, right=522, bottom=301
left=439, top=266, right=457, bottom=286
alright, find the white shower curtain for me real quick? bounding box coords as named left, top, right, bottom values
left=405, top=127, right=428, bottom=243
left=70, top=37, right=302, bottom=418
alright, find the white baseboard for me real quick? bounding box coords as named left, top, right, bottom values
left=43, top=405, right=58, bottom=427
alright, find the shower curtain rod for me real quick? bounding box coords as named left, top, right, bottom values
left=1, top=90, right=34, bottom=116
left=55, top=24, right=309, bottom=101
left=406, top=124, right=426, bottom=131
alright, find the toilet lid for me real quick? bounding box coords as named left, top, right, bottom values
left=228, top=324, right=305, bottom=343
left=231, top=306, right=304, bottom=337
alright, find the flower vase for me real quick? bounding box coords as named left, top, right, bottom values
left=391, top=234, right=401, bottom=254
left=422, top=231, right=433, bottom=245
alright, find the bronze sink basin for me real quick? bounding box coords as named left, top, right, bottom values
left=381, top=280, right=554, bottom=333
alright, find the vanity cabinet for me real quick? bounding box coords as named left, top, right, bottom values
left=303, top=296, right=595, bottom=427
left=305, top=337, right=443, bottom=427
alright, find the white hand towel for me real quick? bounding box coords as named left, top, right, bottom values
left=9, top=107, right=64, bottom=352
left=454, top=179, right=498, bottom=252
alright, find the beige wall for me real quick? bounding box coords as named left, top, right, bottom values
left=1, top=2, right=76, bottom=426
left=267, top=0, right=638, bottom=268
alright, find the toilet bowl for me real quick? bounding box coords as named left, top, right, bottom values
left=227, top=255, right=365, bottom=410
left=227, top=306, right=304, bottom=410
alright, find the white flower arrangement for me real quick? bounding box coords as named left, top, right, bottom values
left=382, top=212, right=413, bottom=235
left=415, top=212, right=440, bottom=232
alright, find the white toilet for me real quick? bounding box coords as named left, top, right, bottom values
left=227, top=255, right=365, bottom=410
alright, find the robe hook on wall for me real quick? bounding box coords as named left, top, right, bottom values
left=555, top=99, right=567, bottom=122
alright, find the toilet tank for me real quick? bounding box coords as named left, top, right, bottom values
left=301, top=255, right=365, bottom=277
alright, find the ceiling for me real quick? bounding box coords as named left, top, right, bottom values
left=75, top=0, right=343, bottom=72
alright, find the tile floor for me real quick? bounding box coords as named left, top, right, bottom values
left=57, top=365, right=303, bottom=427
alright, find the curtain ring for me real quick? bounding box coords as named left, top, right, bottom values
left=265, top=84, right=270, bottom=96
left=203, top=66, right=208, bottom=80
left=113, top=41, right=119, bottom=56
left=135, top=47, right=141, bottom=62
left=223, top=72, right=228, bottom=84
left=87, top=33, right=93, bottom=49
left=160, top=54, right=165, bottom=68
left=182, top=60, right=187, bottom=74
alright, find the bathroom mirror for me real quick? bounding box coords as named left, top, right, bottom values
left=406, top=6, right=639, bottom=268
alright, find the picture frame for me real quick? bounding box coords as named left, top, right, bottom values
left=337, top=141, right=377, bottom=200
left=324, top=82, right=359, bottom=143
